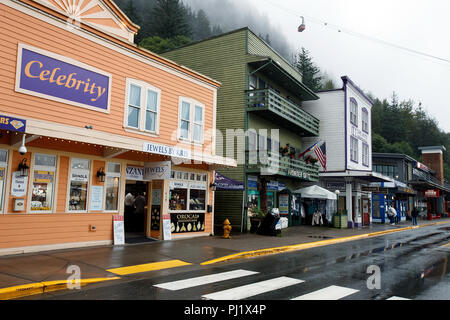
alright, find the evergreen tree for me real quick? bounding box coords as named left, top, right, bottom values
left=192, top=9, right=212, bottom=41
left=294, top=47, right=323, bottom=92
left=150, top=0, right=192, bottom=39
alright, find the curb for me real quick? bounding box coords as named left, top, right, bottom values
left=200, top=220, right=450, bottom=265
left=0, top=277, right=120, bottom=300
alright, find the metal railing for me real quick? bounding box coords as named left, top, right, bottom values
left=245, top=89, right=319, bottom=136
left=246, top=150, right=319, bottom=181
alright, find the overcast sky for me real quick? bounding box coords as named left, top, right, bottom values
left=188, top=0, right=450, bottom=133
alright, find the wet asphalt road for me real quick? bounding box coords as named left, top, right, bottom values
left=26, top=224, right=450, bottom=300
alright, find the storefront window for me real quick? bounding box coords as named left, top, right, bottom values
left=0, top=150, right=8, bottom=213
left=105, top=162, right=121, bottom=211
left=68, top=158, right=90, bottom=212
left=189, top=183, right=206, bottom=211
left=169, top=184, right=188, bottom=211
left=31, top=154, right=56, bottom=212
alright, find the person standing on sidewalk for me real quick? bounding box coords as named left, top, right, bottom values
left=411, top=206, right=419, bottom=226
left=387, top=205, right=397, bottom=225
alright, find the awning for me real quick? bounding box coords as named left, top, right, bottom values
left=247, top=57, right=319, bottom=101
left=320, top=171, right=393, bottom=183
left=214, top=172, right=244, bottom=191
left=294, top=185, right=337, bottom=200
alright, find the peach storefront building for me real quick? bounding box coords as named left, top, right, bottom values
left=0, top=0, right=235, bottom=255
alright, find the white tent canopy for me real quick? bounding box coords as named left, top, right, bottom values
left=294, top=185, right=337, bottom=200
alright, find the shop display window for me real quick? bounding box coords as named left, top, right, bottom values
left=105, top=162, right=121, bottom=211
left=189, top=189, right=206, bottom=211
left=31, top=154, right=56, bottom=212
left=68, top=158, right=90, bottom=212
left=169, top=188, right=187, bottom=210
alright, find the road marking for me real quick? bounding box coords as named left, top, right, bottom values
left=202, top=276, right=304, bottom=300
left=291, top=285, right=359, bottom=300
left=107, top=260, right=192, bottom=275
left=154, top=269, right=259, bottom=291
left=386, top=296, right=410, bottom=300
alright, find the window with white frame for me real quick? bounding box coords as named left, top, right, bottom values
left=362, top=108, right=369, bottom=133
left=68, top=158, right=90, bottom=212
left=0, top=150, right=8, bottom=213
left=105, top=162, right=121, bottom=211
left=169, top=170, right=207, bottom=212
left=125, top=79, right=161, bottom=134
left=350, top=136, right=358, bottom=163
left=178, top=98, right=205, bottom=143
left=350, top=98, right=358, bottom=126
left=362, top=143, right=369, bottom=167
left=31, top=153, right=57, bottom=212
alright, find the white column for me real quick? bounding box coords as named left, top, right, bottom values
left=346, top=180, right=353, bottom=228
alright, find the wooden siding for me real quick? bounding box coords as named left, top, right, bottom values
left=302, top=90, right=346, bottom=172
left=246, top=31, right=302, bottom=84
left=0, top=3, right=215, bottom=154
left=0, top=213, right=113, bottom=249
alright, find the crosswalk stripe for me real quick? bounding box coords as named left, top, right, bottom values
left=386, top=296, right=410, bottom=300
left=154, top=269, right=259, bottom=291
left=291, top=285, right=359, bottom=300
left=202, top=276, right=304, bottom=300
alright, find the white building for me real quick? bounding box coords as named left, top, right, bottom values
left=303, top=76, right=392, bottom=228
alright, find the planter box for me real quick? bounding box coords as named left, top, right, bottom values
left=333, top=215, right=348, bottom=229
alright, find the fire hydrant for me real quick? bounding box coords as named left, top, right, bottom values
left=223, top=219, right=232, bottom=239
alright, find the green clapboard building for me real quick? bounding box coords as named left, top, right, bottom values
left=162, top=27, right=320, bottom=232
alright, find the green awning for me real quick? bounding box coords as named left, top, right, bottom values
left=248, top=58, right=319, bottom=101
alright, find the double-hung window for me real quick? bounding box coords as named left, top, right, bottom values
left=350, top=136, right=358, bottom=163
left=125, top=79, right=161, bottom=134
left=178, top=98, right=205, bottom=144
left=350, top=98, right=358, bottom=126
left=362, top=143, right=369, bottom=167
left=68, top=158, right=90, bottom=212
left=31, top=153, right=57, bottom=212
left=362, top=108, right=369, bottom=133
left=105, top=163, right=121, bottom=212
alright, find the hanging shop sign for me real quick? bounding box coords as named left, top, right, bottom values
left=247, top=175, right=258, bottom=189
left=0, top=114, right=26, bottom=133
left=170, top=212, right=205, bottom=233
left=144, top=161, right=171, bottom=180
left=424, top=189, right=439, bottom=198
left=143, top=142, right=191, bottom=159
left=16, top=43, right=111, bottom=113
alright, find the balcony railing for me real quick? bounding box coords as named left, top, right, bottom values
left=412, top=168, right=450, bottom=192
left=245, top=89, right=320, bottom=136
left=246, top=151, right=319, bottom=182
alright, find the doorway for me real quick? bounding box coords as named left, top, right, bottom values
left=124, top=181, right=149, bottom=243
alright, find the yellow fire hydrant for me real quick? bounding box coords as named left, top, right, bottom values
left=223, top=219, right=232, bottom=239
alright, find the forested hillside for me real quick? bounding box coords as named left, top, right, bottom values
left=115, top=0, right=449, bottom=182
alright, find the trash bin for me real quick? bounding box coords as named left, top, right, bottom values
left=257, top=208, right=281, bottom=236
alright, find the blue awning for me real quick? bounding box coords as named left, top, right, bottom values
left=214, top=172, right=244, bottom=191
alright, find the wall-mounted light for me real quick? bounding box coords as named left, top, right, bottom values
left=210, top=182, right=216, bottom=191
left=18, top=158, right=29, bottom=177
left=96, top=167, right=106, bottom=182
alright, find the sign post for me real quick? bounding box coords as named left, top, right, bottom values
left=113, top=215, right=125, bottom=245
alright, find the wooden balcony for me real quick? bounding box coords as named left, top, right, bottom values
left=246, top=151, right=319, bottom=182
left=245, top=89, right=319, bottom=137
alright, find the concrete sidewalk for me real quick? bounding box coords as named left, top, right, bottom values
left=1, top=217, right=449, bottom=299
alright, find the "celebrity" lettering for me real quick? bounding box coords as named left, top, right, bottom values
left=24, top=60, right=106, bottom=102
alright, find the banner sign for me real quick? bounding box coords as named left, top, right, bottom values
left=144, top=161, right=171, bottom=180
left=16, top=44, right=111, bottom=113
left=0, top=114, right=26, bottom=132
left=143, top=142, right=191, bottom=159
left=170, top=212, right=205, bottom=233
left=11, top=171, right=27, bottom=197
left=424, top=189, right=439, bottom=198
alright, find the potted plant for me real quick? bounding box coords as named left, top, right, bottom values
left=249, top=207, right=266, bottom=233
left=280, top=144, right=290, bottom=157
left=289, top=147, right=296, bottom=159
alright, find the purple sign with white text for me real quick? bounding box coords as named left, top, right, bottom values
left=16, top=44, right=111, bottom=112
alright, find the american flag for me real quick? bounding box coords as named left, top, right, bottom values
left=314, top=141, right=327, bottom=172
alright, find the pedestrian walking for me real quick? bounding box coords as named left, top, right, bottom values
left=387, top=205, right=397, bottom=225
left=411, top=206, right=419, bottom=226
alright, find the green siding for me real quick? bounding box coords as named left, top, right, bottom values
left=246, top=31, right=302, bottom=84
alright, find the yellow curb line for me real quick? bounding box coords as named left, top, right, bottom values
left=0, top=277, right=120, bottom=300
left=201, top=220, right=450, bottom=265
left=107, top=259, right=192, bottom=276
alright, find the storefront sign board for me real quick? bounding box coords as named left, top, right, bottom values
left=11, top=171, right=27, bottom=197
left=144, top=161, right=171, bottom=180
left=113, top=215, right=125, bottom=245
left=90, top=186, right=103, bottom=211
left=170, top=212, right=205, bottom=233
left=143, top=142, right=191, bottom=159
left=0, top=114, right=26, bottom=133
left=16, top=44, right=111, bottom=113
